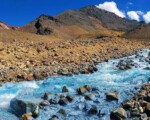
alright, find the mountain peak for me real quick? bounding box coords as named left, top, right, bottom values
left=80, top=5, right=141, bottom=32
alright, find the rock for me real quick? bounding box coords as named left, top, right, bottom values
left=43, top=92, right=51, bottom=100
left=20, top=113, right=32, bottom=120
left=39, top=101, right=50, bottom=107
left=143, top=67, right=150, bottom=70
left=60, top=94, right=66, bottom=98
left=77, top=85, right=91, bottom=95
left=92, top=87, right=99, bottom=91
left=138, top=90, right=147, bottom=98
left=57, top=109, right=67, bottom=117
left=50, top=98, right=58, bottom=104
left=111, top=108, right=127, bottom=120
left=84, top=85, right=91, bottom=91
left=145, top=103, right=150, bottom=116
left=146, top=92, right=150, bottom=102
left=49, top=115, right=59, bottom=120
left=58, top=68, right=68, bottom=75
left=106, top=91, right=118, bottom=101
left=117, top=59, right=134, bottom=70
left=140, top=101, right=149, bottom=108
left=140, top=113, right=148, bottom=120
left=10, top=98, right=41, bottom=117
left=88, top=106, right=98, bottom=115
left=77, top=86, right=87, bottom=94
left=122, top=100, right=134, bottom=109
left=62, top=86, right=69, bottom=92
left=66, top=95, right=74, bottom=102
left=131, top=107, right=140, bottom=117
left=32, top=106, right=40, bottom=118
left=85, top=94, right=95, bottom=100
left=58, top=98, right=68, bottom=106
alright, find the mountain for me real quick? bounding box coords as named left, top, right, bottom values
left=20, top=14, right=91, bottom=39
left=124, top=23, right=150, bottom=40
left=55, top=10, right=106, bottom=31
left=20, top=9, right=124, bottom=39
left=79, top=6, right=141, bottom=32
left=20, top=14, right=61, bottom=35
left=18, top=5, right=143, bottom=39
left=0, top=21, right=18, bottom=30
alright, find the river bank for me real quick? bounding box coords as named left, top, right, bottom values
left=0, top=49, right=149, bottom=120
left=0, top=37, right=150, bottom=83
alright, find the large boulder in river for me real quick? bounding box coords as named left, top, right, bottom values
left=77, top=85, right=91, bottom=94
left=106, top=91, right=119, bottom=101
left=111, top=108, right=127, bottom=120
left=10, top=98, right=42, bottom=117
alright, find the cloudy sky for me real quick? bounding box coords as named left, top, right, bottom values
left=0, top=0, right=149, bottom=26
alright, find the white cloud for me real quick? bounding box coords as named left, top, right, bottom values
left=143, top=11, right=150, bottom=23
left=136, top=11, right=144, bottom=16
left=96, top=1, right=125, bottom=18
left=127, top=11, right=140, bottom=21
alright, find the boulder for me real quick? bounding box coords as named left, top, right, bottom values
left=10, top=98, right=42, bottom=117
left=62, top=86, right=69, bottom=92
left=43, top=92, right=51, bottom=100
left=39, top=101, right=50, bottom=107
left=88, top=106, right=98, bottom=115
left=58, top=98, right=68, bottom=106
left=66, top=95, right=74, bottom=102
left=57, top=109, right=67, bottom=117
left=85, top=94, right=95, bottom=100
left=20, top=113, right=33, bottom=120
left=122, top=100, right=134, bottom=109
left=32, top=106, right=40, bottom=118
left=60, top=94, right=66, bottom=98
left=50, top=98, right=58, bottom=104
left=84, top=85, right=91, bottom=91
left=77, top=85, right=91, bottom=95
left=111, top=108, right=127, bottom=120
left=77, top=86, right=87, bottom=94
left=49, top=115, right=59, bottom=120
left=145, top=103, right=150, bottom=116
left=106, top=91, right=118, bottom=101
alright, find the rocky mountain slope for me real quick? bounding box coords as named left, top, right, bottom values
left=80, top=6, right=141, bottom=32
left=20, top=13, right=121, bottom=39
left=124, top=23, right=150, bottom=40
left=19, top=5, right=142, bottom=39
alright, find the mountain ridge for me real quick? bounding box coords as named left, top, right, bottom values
left=0, top=5, right=144, bottom=39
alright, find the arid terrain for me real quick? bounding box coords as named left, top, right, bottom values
left=0, top=5, right=150, bottom=83
left=0, top=29, right=149, bottom=83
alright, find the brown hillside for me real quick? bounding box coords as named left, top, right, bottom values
left=124, top=23, right=150, bottom=40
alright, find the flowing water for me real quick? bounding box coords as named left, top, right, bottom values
left=0, top=49, right=150, bottom=120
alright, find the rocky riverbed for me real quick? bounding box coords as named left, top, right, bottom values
left=0, top=37, right=150, bottom=83
left=0, top=49, right=149, bottom=120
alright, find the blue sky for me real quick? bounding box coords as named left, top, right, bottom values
left=0, top=0, right=149, bottom=26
